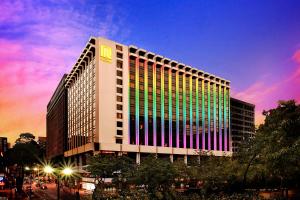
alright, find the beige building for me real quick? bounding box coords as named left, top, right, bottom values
left=64, top=37, right=231, bottom=164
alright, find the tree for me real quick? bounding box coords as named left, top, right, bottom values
left=132, top=155, right=177, bottom=199
left=4, top=133, right=40, bottom=192
left=87, top=154, right=135, bottom=200
left=239, top=100, right=300, bottom=192
left=15, top=132, right=35, bottom=144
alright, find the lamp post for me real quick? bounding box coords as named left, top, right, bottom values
left=43, top=165, right=74, bottom=200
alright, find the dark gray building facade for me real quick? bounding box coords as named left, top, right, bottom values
left=230, top=98, right=255, bottom=152
left=46, top=74, right=68, bottom=159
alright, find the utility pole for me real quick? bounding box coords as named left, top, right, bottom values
left=57, top=175, right=61, bottom=200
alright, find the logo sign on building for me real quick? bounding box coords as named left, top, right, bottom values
left=100, top=45, right=112, bottom=63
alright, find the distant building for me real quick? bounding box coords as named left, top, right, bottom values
left=0, top=137, right=8, bottom=154
left=230, top=98, right=255, bottom=152
left=38, top=136, right=46, bottom=143
left=46, top=74, right=68, bottom=159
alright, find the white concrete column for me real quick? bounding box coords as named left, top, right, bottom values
left=170, top=155, right=174, bottom=163
left=184, top=155, right=187, bottom=165
left=136, top=152, right=141, bottom=164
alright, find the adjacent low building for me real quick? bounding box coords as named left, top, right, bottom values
left=230, top=97, right=255, bottom=152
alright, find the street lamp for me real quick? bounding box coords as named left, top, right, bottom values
left=44, top=165, right=54, bottom=174
left=62, top=167, right=73, bottom=176
left=43, top=165, right=74, bottom=200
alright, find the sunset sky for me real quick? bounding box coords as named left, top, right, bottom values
left=1, top=0, right=300, bottom=144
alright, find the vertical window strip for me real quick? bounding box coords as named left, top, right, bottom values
left=224, top=87, right=227, bottom=151
left=176, top=72, right=180, bottom=148
left=213, top=83, right=217, bottom=151
left=144, top=60, right=148, bottom=145
left=219, top=85, right=223, bottom=151
left=183, top=74, right=187, bottom=148
left=207, top=82, right=211, bottom=150
left=228, top=88, right=231, bottom=151
left=161, top=67, right=165, bottom=146
left=201, top=80, right=205, bottom=150
left=135, top=58, right=139, bottom=145
left=195, top=78, right=199, bottom=149
left=128, top=58, right=131, bottom=144
left=153, top=63, right=157, bottom=146
left=168, top=69, right=172, bottom=147
left=189, top=77, right=193, bottom=149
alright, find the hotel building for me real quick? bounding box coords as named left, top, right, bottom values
left=230, top=98, right=255, bottom=152
left=61, top=37, right=231, bottom=163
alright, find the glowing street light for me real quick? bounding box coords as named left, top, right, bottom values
left=44, top=165, right=54, bottom=174
left=62, top=167, right=73, bottom=176
left=25, top=166, right=30, bottom=171
left=41, top=162, right=77, bottom=200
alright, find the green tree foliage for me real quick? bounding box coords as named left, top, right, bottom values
left=6, top=133, right=40, bottom=167
left=87, top=154, right=136, bottom=200
left=132, top=155, right=177, bottom=199
left=239, top=100, right=300, bottom=189
left=4, top=133, right=40, bottom=191
left=15, top=132, right=35, bottom=144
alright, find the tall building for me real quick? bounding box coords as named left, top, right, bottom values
left=46, top=74, right=68, bottom=159
left=230, top=98, right=255, bottom=152
left=57, top=37, right=231, bottom=164
left=0, top=137, right=8, bottom=154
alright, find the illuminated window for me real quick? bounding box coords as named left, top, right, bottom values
left=116, top=45, right=123, bottom=51
left=117, top=113, right=123, bottom=119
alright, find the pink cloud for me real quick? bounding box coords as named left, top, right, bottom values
left=0, top=0, right=126, bottom=144
left=293, top=49, right=300, bottom=64
left=232, top=49, right=300, bottom=125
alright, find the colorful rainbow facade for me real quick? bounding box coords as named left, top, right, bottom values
left=128, top=46, right=231, bottom=152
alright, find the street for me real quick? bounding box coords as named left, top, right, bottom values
left=24, top=182, right=77, bottom=200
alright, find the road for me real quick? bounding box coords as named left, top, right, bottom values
left=24, top=182, right=77, bottom=200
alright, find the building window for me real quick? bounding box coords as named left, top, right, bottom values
left=116, top=45, right=123, bottom=51
left=117, top=129, right=123, bottom=135
left=117, top=60, right=123, bottom=69
left=117, top=113, right=123, bottom=119
left=116, top=138, right=122, bottom=144
left=117, top=52, right=123, bottom=59
left=117, top=96, right=123, bottom=102
left=117, top=104, right=123, bottom=110
left=117, top=79, right=123, bottom=85
left=117, top=87, right=123, bottom=93
left=117, top=121, right=123, bottom=127
left=117, top=70, right=123, bottom=77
